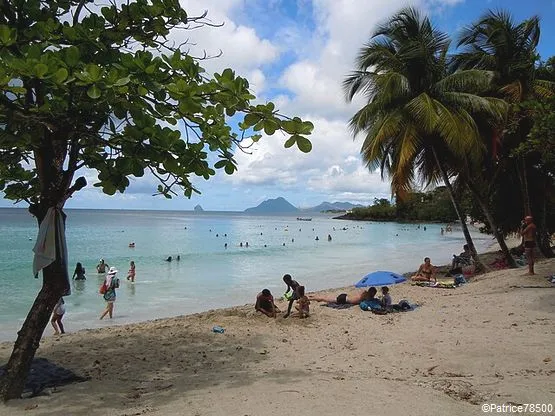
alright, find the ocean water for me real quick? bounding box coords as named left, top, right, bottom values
left=0, top=208, right=492, bottom=341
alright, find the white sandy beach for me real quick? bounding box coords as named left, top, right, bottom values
left=1, top=255, right=554, bottom=416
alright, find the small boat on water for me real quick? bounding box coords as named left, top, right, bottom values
left=296, top=217, right=312, bottom=221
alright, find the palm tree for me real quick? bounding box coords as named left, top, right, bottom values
left=343, top=7, right=507, bottom=269
left=453, top=9, right=555, bottom=257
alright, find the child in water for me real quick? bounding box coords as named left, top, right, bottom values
left=295, top=286, right=310, bottom=318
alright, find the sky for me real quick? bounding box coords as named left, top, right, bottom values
left=3, top=0, right=554, bottom=211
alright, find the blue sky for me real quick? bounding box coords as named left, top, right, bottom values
left=2, top=0, right=554, bottom=212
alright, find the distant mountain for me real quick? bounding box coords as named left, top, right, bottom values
left=244, top=197, right=299, bottom=213
left=194, top=204, right=204, bottom=212
left=304, top=201, right=365, bottom=212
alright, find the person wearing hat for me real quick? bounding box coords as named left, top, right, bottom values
left=96, top=258, right=110, bottom=274
left=520, top=215, right=537, bottom=275
left=100, top=267, right=120, bottom=320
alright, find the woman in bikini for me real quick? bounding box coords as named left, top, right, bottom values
left=411, top=257, right=436, bottom=282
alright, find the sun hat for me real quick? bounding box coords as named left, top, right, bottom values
left=107, top=267, right=118, bottom=275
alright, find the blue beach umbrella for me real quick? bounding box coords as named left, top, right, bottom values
left=355, top=271, right=407, bottom=288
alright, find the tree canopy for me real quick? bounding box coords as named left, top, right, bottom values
left=0, top=0, right=313, bottom=401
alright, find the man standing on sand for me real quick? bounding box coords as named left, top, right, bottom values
left=520, top=215, right=537, bottom=275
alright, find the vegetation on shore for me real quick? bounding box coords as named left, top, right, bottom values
left=344, top=8, right=555, bottom=270
left=335, top=187, right=458, bottom=222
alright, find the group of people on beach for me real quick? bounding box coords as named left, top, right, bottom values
left=255, top=274, right=399, bottom=319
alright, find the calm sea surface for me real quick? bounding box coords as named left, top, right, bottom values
left=0, top=208, right=492, bottom=341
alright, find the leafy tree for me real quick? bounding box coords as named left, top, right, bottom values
left=343, top=7, right=506, bottom=268
left=454, top=10, right=555, bottom=256
left=0, top=0, right=313, bottom=400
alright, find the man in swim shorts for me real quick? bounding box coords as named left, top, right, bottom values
left=310, top=287, right=378, bottom=305
left=520, top=215, right=537, bottom=275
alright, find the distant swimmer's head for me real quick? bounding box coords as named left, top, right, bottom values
left=424, top=257, right=431, bottom=263
left=262, top=289, right=271, bottom=297
left=283, top=274, right=292, bottom=284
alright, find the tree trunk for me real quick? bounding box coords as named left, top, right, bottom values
left=537, top=177, right=555, bottom=258
left=466, top=180, right=518, bottom=268
left=0, top=209, right=68, bottom=401
left=431, top=147, right=484, bottom=271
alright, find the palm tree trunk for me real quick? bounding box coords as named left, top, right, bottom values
left=538, top=176, right=555, bottom=258
left=465, top=180, right=518, bottom=268
left=431, top=147, right=484, bottom=271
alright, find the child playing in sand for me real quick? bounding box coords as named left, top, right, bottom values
left=255, top=289, right=280, bottom=318
left=51, top=297, right=66, bottom=335
left=283, top=274, right=302, bottom=318
left=295, top=286, right=310, bottom=318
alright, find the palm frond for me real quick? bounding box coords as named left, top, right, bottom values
left=435, top=69, right=495, bottom=93
left=405, top=93, right=438, bottom=134
left=499, top=79, right=523, bottom=102
left=531, top=79, right=555, bottom=99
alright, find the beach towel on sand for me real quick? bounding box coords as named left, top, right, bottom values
left=411, top=281, right=457, bottom=289
left=322, top=302, right=354, bottom=309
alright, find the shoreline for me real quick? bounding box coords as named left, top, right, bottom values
left=0, top=238, right=523, bottom=344
left=1, top=255, right=553, bottom=415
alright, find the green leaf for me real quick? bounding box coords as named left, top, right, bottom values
left=85, top=64, right=102, bottom=82
left=214, top=160, right=227, bottom=169
left=113, top=76, right=131, bottom=87
left=53, top=68, right=68, bottom=83
left=87, top=85, right=101, bottom=99
left=296, top=136, right=312, bottom=153
left=34, top=64, right=49, bottom=79
left=284, top=137, right=296, bottom=148
left=244, top=113, right=261, bottom=127
left=138, top=85, right=148, bottom=96
left=65, top=46, right=80, bottom=66
left=224, top=162, right=235, bottom=175
left=263, top=119, right=278, bottom=135
left=0, top=25, right=15, bottom=45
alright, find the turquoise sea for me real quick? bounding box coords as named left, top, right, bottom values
left=0, top=208, right=492, bottom=341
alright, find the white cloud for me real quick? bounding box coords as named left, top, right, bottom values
left=178, top=0, right=279, bottom=83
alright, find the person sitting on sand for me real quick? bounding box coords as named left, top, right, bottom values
left=295, top=286, right=310, bottom=318
left=411, top=257, right=436, bottom=282
left=452, top=244, right=473, bottom=270
left=309, top=287, right=378, bottom=305
left=380, top=286, right=392, bottom=309
left=283, top=274, right=303, bottom=318
left=255, top=289, right=279, bottom=318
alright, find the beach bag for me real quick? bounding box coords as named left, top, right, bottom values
left=99, top=282, right=107, bottom=295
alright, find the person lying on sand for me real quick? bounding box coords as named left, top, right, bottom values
left=255, top=289, right=280, bottom=318
left=309, top=287, right=378, bottom=305
left=411, top=257, right=436, bottom=282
